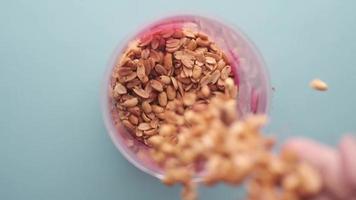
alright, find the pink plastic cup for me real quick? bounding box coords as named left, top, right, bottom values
left=101, top=15, right=271, bottom=180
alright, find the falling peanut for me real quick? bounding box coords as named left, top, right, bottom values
left=310, top=79, right=328, bottom=91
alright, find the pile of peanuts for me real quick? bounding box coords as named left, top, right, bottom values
left=110, top=27, right=234, bottom=144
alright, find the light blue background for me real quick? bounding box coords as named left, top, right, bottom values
left=1, top=0, right=356, bottom=199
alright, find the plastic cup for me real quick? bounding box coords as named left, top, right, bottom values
left=101, top=15, right=271, bottom=180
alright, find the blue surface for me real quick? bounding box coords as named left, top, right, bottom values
left=1, top=1, right=356, bottom=199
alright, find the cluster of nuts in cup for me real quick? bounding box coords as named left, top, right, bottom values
left=110, top=27, right=322, bottom=200
left=111, top=27, right=233, bottom=143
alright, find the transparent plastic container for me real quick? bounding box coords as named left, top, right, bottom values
left=101, top=15, right=271, bottom=180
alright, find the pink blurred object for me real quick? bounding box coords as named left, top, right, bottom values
left=101, top=15, right=271, bottom=180
left=284, top=136, right=356, bottom=199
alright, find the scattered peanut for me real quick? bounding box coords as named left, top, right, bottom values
left=310, top=79, right=328, bottom=91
